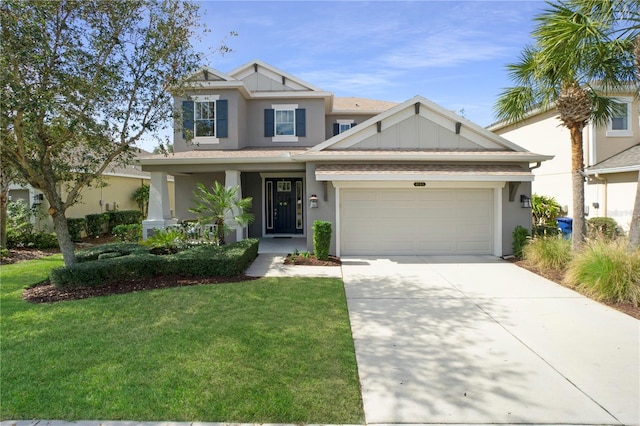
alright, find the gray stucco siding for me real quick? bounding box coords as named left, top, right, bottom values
left=305, top=163, right=338, bottom=254
left=246, top=99, right=326, bottom=147
left=501, top=179, right=533, bottom=256
left=173, top=90, right=241, bottom=152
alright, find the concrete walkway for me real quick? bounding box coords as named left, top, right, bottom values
left=342, top=256, right=640, bottom=425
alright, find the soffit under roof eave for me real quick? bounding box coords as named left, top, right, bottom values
left=137, top=156, right=298, bottom=167
left=316, top=173, right=533, bottom=182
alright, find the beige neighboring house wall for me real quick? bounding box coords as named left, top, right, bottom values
left=8, top=162, right=175, bottom=233
left=490, top=93, right=640, bottom=231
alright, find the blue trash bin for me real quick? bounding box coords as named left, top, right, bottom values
left=556, top=217, right=573, bottom=239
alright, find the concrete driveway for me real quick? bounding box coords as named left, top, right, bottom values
left=342, top=256, right=640, bottom=425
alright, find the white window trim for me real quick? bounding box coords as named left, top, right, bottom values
left=272, top=103, right=298, bottom=143
left=606, top=97, right=633, bottom=137
left=192, top=94, right=220, bottom=144
left=337, top=119, right=354, bottom=134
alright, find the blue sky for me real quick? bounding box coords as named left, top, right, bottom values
left=141, top=1, right=548, bottom=150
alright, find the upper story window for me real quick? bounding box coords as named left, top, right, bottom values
left=264, top=104, right=306, bottom=142
left=182, top=95, right=228, bottom=144
left=333, top=120, right=356, bottom=136
left=276, top=109, right=295, bottom=136
left=607, top=98, right=633, bottom=137
left=195, top=101, right=216, bottom=137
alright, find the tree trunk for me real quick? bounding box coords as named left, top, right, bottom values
left=0, top=187, right=7, bottom=249
left=570, top=125, right=586, bottom=250
left=50, top=205, right=77, bottom=266
left=628, top=171, right=640, bottom=250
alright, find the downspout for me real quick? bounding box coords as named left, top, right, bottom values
left=529, top=161, right=542, bottom=171
left=592, top=174, right=608, bottom=217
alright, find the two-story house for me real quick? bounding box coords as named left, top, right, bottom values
left=489, top=92, right=639, bottom=231
left=137, top=60, right=551, bottom=257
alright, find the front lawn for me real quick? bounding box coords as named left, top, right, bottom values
left=0, top=256, right=363, bottom=423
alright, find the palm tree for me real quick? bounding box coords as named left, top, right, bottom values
left=189, top=182, right=254, bottom=245
left=495, top=0, right=636, bottom=250
left=629, top=33, right=640, bottom=249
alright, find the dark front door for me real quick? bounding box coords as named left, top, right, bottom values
left=265, top=178, right=303, bottom=234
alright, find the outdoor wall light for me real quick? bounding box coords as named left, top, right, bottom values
left=32, top=193, right=44, bottom=205
left=309, top=194, right=318, bottom=209
left=520, top=194, right=532, bottom=209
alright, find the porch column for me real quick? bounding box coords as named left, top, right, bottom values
left=225, top=170, right=244, bottom=242
left=142, top=171, right=176, bottom=239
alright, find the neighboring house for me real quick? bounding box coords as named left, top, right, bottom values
left=8, top=151, right=175, bottom=232
left=489, top=93, right=639, bottom=231
left=137, top=60, right=551, bottom=257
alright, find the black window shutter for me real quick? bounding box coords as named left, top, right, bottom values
left=351, top=122, right=357, bottom=127
left=333, top=123, right=339, bottom=136
left=295, top=108, right=306, bottom=137
left=182, top=100, right=194, bottom=138
left=264, top=109, right=274, bottom=137
left=216, top=99, right=228, bottom=138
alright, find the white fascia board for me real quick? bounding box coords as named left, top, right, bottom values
left=317, top=174, right=533, bottom=182
left=293, top=152, right=553, bottom=162
left=137, top=155, right=295, bottom=167
left=586, top=165, right=640, bottom=175
left=250, top=91, right=333, bottom=99
left=102, top=171, right=175, bottom=181
left=196, top=66, right=236, bottom=81
left=228, top=59, right=324, bottom=92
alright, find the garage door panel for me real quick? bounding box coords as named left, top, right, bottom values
left=341, top=188, right=494, bottom=255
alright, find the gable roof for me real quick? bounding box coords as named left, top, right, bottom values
left=229, top=59, right=323, bottom=92
left=301, top=95, right=546, bottom=159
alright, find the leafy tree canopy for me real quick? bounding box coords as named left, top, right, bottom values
left=0, top=0, right=204, bottom=265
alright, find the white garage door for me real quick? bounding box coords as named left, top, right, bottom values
left=340, top=188, right=494, bottom=255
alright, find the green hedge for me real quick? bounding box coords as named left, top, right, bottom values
left=75, top=242, right=148, bottom=263
left=109, top=210, right=143, bottom=229
left=112, top=223, right=142, bottom=242
left=313, top=220, right=332, bottom=260
left=50, top=238, right=259, bottom=289
left=586, top=217, right=622, bottom=240
left=67, top=218, right=86, bottom=241
left=6, top=231, right=58, bottom=249
left=85, top=213, right=110, bottom=237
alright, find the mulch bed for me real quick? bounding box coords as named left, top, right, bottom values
left=513, top=259, right=640, bottom=320
left=283, top=254, right=341, bottom=266
left=6, top=242, right=639, bottom=320
left=23, top=275, right=258, bottom=304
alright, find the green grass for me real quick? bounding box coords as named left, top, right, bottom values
left=565, top=239, right=640, bottom=306
left=0, top=257, right=363, bottom=423
left=522, top=236, right=573, bottom=271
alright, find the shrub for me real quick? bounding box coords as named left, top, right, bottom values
left=586, top=217, right=622, bottom=240
left=112, top=223, right=142, bottom=242
left=565, top=239, right=640, bottom=306
left=512, top=226, right=530, bottom=259
left=67, top=218, right=86, bottom=241
left=31, top=232, right=59, bottom=249
left=143, top=227, right=188, bottom=254
left=522, top=236, right=572, bottom=271
left=75, top=242, right=147, bottom=263
left=109, top=210, right=143, bottom=230
left=50, top=239, right=259, bottom=288
left=313, top=220, right=332, bottom=260
left=6, top=231, right=58, bottom=249
left=85, top=213, right=109, bottom=237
